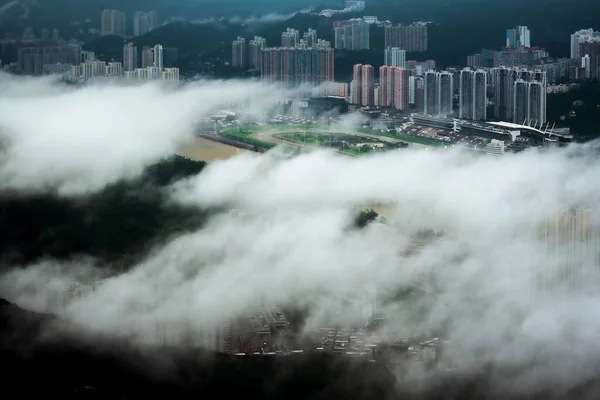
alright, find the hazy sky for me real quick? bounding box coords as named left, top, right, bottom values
left=1, top=73, right=600, bottom=395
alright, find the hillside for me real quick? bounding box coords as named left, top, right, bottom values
left=0, top=156, right=207, bottom=267
left=0, top=298, right=397, bottom=400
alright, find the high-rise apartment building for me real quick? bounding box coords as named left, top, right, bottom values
left=333, top=19, right=370, bottom=50
left=105, top=62, right=123, bottom=76
left=409, top=76, right=424, bottom=110
left=538, top=208, right=600, bottom=291
left=378, top=66, right=408, bottom=110
left=579, top=38, right=600, bottom=80
left=281, top=28, right=300, bottom=47
left=423, top=70, right=453, bottom=116
left=153, top=44, right=163, bottom=69
left=261, top=47, right=334, bottom=88
left=459, top=68, right=487, bottom=121
left=513, top=79, right=545, bottom=126
left=232, top=36, right=247, bottom=68
left=506, top=26, right=531, bottom=48
left=384, top=23, right=428, bottom=52
left=249, top=36, right=267, bottom=70
left=141, top=46, right=154, bottom=68
left=18, top=43, right=82, bottom=75
left=352, top=64, right=363, bottom=105
left=162, top=68, right=180, bottom=84
left=351, top=64, right=375, bottom=106
left=122, top=42, right=137, bottom=71
left=133, top=11, right=157, bottom=36
left=303, top=29, right=317, bottom=47
left=384, top=47, right=406, bottom=68
left=101, top=9, right=127, bottom=36
left=52, top=29, right=59, bottom=41
left=361, top=64, right=375, bottom=106
left=393, top=67, right=409, bottom=111
left=571, top=29, right=600, bottom=59
left=492, top=67, right=547, bottom=124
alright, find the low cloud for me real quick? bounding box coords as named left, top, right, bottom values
left=0, top=74, right=287, bottom=195
left=192, top=8, right=313, bottom=26
left=2, top=73, right=600, bottom=395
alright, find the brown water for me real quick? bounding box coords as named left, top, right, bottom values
left=179, top=137, right=248, bottom=162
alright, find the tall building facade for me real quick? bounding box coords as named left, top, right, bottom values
left=361, top=64, right=375, bottom=106
left=423, top=71, right=453, bottom=116
left=506, top=26, right=531, bottom=48
left=384, top=23, right=428, bottom=52
left=378, top=66, right=408, bottom=110
left=281, top=28, right=300, bottom=47
left=249, top=36, right=267, bottom=70
left=261, top=47, right=334, bottom=88
left=538, top=208, right=600, bottom=291
left=101, top=9, right=127, bottom=36
left=141, top=46, right=153, bottom=68
left=153, top=44, right=163, bottom=69
left=333, top=19, right=370, bottom=50
left=133, top=11, right=157, bottom=36
left=393, top=67, right=409, bottom=110
left=571, top=29, right=600, bottom=59
left=123, top=42, right=137, bottom=71
left=352, top=64, right=363, bottom=105
left=232, top=36, right=247, bottom=68
left=492, top=67, right=547, bottom=124
left=384, top=47, right=406, bottom=68
left=579, top=38, right=600, bottom=80
left=459, top=68, right=487, bottom=121
left=18, top=43, right=82, bottom=75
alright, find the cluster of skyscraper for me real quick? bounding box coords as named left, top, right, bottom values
left=468, top=26, right=597, bottom=85
left=261, top=47, right=335, bottom=88
left=100, top=9, right=158, bottom=37
left=281, top=28, right=326, bottom=48
left=351, top=58, right=437, bottom=110
left=17, top=43, right=82, bottom=75
left=333, top=19, right=371, bottom=50
left=231, top=36, right=267, bottom=69
left=571, top=28, right=600, bottom=80
left=69, top=43, right=178, bottom=83
left=492, top=67, right=546, bottom=125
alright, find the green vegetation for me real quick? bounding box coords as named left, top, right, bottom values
left=354, top=209, right=379, bottom=229
left=220, top=127, right=277, bottom=152
left=276, top=132, right=407, bottom=156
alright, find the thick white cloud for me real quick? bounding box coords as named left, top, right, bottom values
left=0, top=73, right=286, bottom=195
left=2, top=73, right=600, bottom=394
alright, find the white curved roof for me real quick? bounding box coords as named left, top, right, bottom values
left=486, top=121, right=545, bottom=134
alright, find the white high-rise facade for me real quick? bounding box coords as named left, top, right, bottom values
left=153, top=44, right=163, bottom=69
left=570, top=29, right=600, bottom=59
left=384, top=47, right=406, bottom=68
left=506, top=25, right=531, bottom=47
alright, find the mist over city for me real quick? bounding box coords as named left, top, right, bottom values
left=1, top=1, right=600, bottom=399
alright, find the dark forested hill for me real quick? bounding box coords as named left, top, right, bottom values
left=0, top=156, right=207, bottom=267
